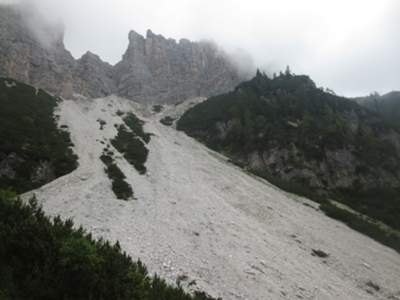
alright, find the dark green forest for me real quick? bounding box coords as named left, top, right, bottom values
left=0, top=78, right=78, bottom=193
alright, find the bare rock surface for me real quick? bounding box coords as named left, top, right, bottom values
left=0, top=5, right=76, bottom=98
left=25, top=96, right=400, bottom=300
left=114, top=30, right=242, bottom=103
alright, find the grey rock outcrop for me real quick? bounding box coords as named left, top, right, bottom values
left=0, top=4, right=243, bottom=103
left=0, top=5, right=76, bottom=98
left=114, top=30, right=242, bottom=103
left=74, top=51, right=117, bottom=98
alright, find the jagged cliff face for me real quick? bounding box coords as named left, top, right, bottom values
left=114, top=30, right=241, bottom=103
left=73, top=51, right=116, bottom=98
left=0, top=5, right=76, bottom=98
left=0, top=5, right=242, bottom=102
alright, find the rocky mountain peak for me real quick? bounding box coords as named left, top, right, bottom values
left=80, top=51, right=103, bottom=61
left=0, top=3, right=244, bottom=103
left=115, top=29, right=243, bottom=103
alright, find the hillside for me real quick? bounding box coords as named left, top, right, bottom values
left=0, top=80, right=217, bottom=299
left=355, top=91, right=400, bottom=128
left=0, top=78, right=78, bottom=193
left=19, top=95, right=400, bottom=300
left=177, top=71, right=400, bottom=233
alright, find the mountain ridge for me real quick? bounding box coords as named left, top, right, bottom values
left=0, top=4, right=243, bottom=103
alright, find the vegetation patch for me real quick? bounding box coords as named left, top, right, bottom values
left=123, top=112, right=151, bottom=144
left=160, top=116, right=175, bottom=126
left=0, top=191, right=218, bottom=300
left=365, top=280, right=380, bottom=292
left=100, top=150, right=133, bottom=200
left=97, top=119, right=106, bottom=130
left=109, top=112, right=151, bottom=174
left=311, top=249, right=329, bottom=258
left=116, top=110, right=124, bottom=117
left=111, top=125, right=149, bottom=174
left=0, top=78, right=78, bottom=193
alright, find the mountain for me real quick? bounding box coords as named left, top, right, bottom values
left=114, top=30, right=241, bottom=103
left=0, top=4, right=242, bottom=103
left=177, top=71, right=400, bottom=232
left=74, top=51, right=117, bottom=98
left=355, top=91, right=400, bottom=128
left=1, top=3, right=400, bottom=299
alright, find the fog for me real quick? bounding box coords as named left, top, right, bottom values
left=2, top=0, right=399, bottom=96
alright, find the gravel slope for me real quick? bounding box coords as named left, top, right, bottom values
left=26, top=96, right=400, bottom=300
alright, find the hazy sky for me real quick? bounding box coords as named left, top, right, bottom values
left=2, top=0, right=399, bottom=96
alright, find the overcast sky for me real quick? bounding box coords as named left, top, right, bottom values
left=2, top=0, right=399, bottom=96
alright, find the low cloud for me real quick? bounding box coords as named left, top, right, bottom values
left=1, top=0, right=399, bottom=96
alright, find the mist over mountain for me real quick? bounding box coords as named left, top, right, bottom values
left=355, top=91, right=400, bottom=128
left=0, top=3, right=243, bottom=102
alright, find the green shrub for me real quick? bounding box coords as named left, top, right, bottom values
left=160, top=116, right=175, bottom=126
left=0, top=191, right=218, bottom=300
left=123, top=113, right=151, bottom=144
left=100, top=153, right=133, bottom=200
left=0, top=78, right=78, bottom=193
left=111, top=125, right=149, bottom=174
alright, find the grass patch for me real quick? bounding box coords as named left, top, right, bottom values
left=100, top=151, right=133, bottom=200
left=0, top=191, right=218, bottom=300
left=0, top=78, right=78, bottom=193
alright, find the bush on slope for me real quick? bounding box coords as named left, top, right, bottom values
left=0, top=78, right=78, bottom=193
left=0, top=190, right=218, bottom=300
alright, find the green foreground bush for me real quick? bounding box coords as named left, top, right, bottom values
left=0, top=191, right=218, bottom=300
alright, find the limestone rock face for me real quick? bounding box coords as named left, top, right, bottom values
left=114, top=30, right=242, bottom=103
left=74, top=51, right=117, bottom=98
left=0, top=5, right=243, bottom=103
left=0, top=5, right=76, bottom=98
